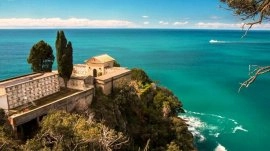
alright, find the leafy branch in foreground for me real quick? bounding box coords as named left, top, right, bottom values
left=220, top=0, right=270, bottom=37
left=239, top=65, right=270, bottom=92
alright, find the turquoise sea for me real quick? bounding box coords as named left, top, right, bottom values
left=1, top=29, right=270, bottom=151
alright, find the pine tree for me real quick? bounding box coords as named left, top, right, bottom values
left=27, top=40, right=54, bottom=72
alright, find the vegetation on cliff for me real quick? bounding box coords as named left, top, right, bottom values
left=90, top=68, right=195, bottom=151
left=24, top=110, right=129, bottom=150
left=0, top=68, right=195, bottom=151
left=0, top=109, right=21, bottom=150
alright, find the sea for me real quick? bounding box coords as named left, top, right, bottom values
left=0, top=29, right=270, bottom=151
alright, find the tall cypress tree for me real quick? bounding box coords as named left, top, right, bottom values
left=55, top=31, right=73, bottom=87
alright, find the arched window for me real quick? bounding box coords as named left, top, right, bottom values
left=93, top=69, right=97, bottom=77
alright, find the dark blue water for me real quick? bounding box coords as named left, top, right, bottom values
left=1, top=29, right=270, bottom=151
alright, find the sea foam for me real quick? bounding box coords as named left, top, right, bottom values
left=214, top=143, right=227, bottom=151
left=180, top=115, right=206, bottom=142
left=232, top=125, right=248, bottom=133
left=180, top=110, right=249, bottom=148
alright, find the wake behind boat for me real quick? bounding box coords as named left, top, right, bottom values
left=209, top=39, right=225, bottom=43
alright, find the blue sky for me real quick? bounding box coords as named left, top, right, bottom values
left=0, top=0, right=269, bottom=29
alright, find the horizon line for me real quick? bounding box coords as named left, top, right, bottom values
left=0, top=27, right=269, bottom=31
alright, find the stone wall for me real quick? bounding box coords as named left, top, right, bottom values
left=0, top=73, right=60, bottom=110
left=59, top=76, right=94, bottom=90
left=9, top=87, right=94, bottom=127
left=95, top=71, right=131, bottom=95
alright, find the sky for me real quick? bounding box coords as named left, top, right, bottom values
left=0, top=0, right=269, bottom=29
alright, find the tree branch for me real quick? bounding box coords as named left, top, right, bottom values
left=239, top=66, right=270, bottom=92
left=241, top=13, right=264, bottom=37
left=221, top=0, right=270, bottom=37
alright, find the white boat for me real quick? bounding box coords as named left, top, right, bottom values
left=209, top=39, right=218, bottom=43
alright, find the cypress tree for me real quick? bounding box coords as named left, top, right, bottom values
left=55, top=31, right=73, bottom=87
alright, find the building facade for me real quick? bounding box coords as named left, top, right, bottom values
left=72, top=54, right=131, bottom=95
left=85, top=54, right=115, bottom=77
left=72, top=64, right=90, bottom=76
left=0, top=72, right=60, bottom=111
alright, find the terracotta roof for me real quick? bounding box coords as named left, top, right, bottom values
left=89, top=54, right=115, bottom=63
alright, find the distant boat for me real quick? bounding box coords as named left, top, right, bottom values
left=209, top=39, right=218, bottom=43
left=209, top=39, right=225, bottom=44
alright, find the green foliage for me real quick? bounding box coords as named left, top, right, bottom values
left=55, top=31, right=73, bottom=87
left=0, top=108, right=20, bottom=151
left=91, top=69, right=195, bottom=150
left=0, top=108, right=13, bottom=138
left=27, top=40, right=54, bottom=72
left=166, top=141, right=181, bottom=151
left=0, top=108, right=6, bottom=125
left=24, top=110, right=129, bottom=150
left=221, top=0, right=258, bottom=15
left=113, top=61, right=121, bottom=67
left=24, top=110, right=98, bottom=150
left=220, top=0, right=270, bottom=28
left=131, top=68, right=152, bottom=84
left=153, top=87, right=184, bottom=117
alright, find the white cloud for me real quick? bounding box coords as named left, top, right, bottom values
left=0, top=18, right=136, bottom=28
left=142, top=16, right=149, bottom=18
left=159, top=21, right=169, bottom=25
left=196, top=22, right=243, bottom=29
left=210, top=16, right=221, bottom=20
left=196, top=22, right=270, bottom=30
left=143, top=21, right=149, bottom=25
left=252, top=23, right=270, bottom=29
left=173, top=21, right=188, bottom=26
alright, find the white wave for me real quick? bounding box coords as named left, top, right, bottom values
left=208, top=125, right=219, bottom=131
left=209, top=39, right=226, bottom=44
left=188, top=111, right=206, bottom=116
left=228, top=118, right=238, bottom=125
left=180, top=115, right=206, bottom=142
left=187, top=111, right=225, bottom=119
left=181, top=115, right=206, bottom=129
left=209, top=132, right=220, bottom=138
left=209, top=114, right=225, bottom=119
left=198, top=135, right=206, bottom=142
left=232, top=125, right=248, bottom=133
left=181, top=110, right=248, bottom=145
left=186, top=111, right=239, bottom=127
left=214, top=133, right=220, bottom=138
left=214, top=143, right=227, bottom=151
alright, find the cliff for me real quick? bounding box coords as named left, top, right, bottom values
left=0, top=68, right=196, bottom=151
left=90, top=68, right=196, bottom=151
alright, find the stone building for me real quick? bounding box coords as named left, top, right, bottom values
left=72, top=54, right=131, bottom=95
left=0, top=72, right=60, bottom=112
left=0, top=72, right=94, bottom=139
left=85, top=54, right=115, bottom=77
left=0, top=54, right=130, bottom=138
left=95, top=67, right=131, bottom=95
left=72, top=64, right=90, bottom=76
